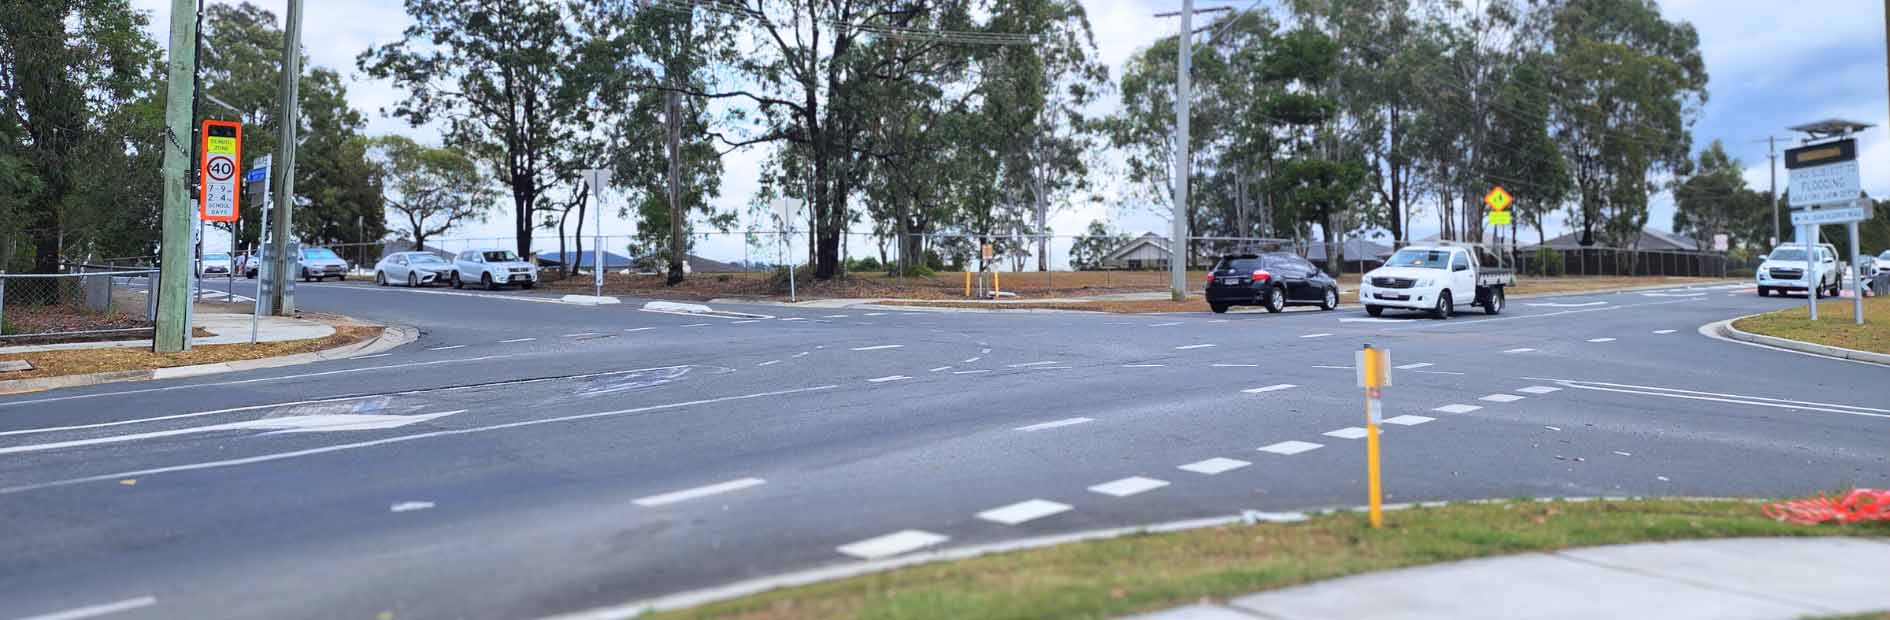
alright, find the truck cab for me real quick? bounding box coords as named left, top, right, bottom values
left=1359, top=245, right=1514, bottom=319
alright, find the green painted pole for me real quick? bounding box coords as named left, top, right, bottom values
left=154, top=0, right=200, bottom=353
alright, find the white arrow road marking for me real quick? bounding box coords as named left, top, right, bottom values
left=390, top=501, right=435, bottom=513
left=13, top=596, right=156, bottom=620
left=633, top=478, right=767, bottom=507
left=0, top=410, right=469, bottom=456
left=1525, top=301, right=1608, bottom=308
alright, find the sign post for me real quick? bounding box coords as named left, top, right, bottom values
left=1356, top=345, right=1390, bottom=529
left=1785, top=125, right=1871, bottom=325
left=776, top=198, right=797, bottom=303
left=581, top=168, right=612, bottom=299
left=248, top=155, right=271, bottom=344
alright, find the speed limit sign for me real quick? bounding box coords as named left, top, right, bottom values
left=200, top=120, right=242, bottom=222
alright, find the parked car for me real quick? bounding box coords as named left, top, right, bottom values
left=1359, top=245, right=1514, bottom=319
left=198, top=252, right=232, bottom=277
left=1756, top=243, right=1840, bottom=297
left=1875, top=250, right=1890, bottom=278
left=294, top=247, right=350, bottom=282
left=376, top=252, right=453, bottom=287
left=452, top=248, right=538, bottom=290
left=1205, top=252, right=1340, bottom=314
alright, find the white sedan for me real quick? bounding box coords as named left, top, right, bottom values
left=375, top=252, right=454, bottom=287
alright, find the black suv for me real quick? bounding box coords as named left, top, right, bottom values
left=1205, top=253, right=1340, bottom=314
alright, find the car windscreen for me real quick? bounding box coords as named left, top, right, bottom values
left=1215, top=258, right=1266, bottom=272
left=1769, top=248, right=1807, bottom=261
left=1386, top=248, right=1450, bottom=269
left=203, top=254, right=230, bottom=261
left=304, top=248, right=339, bottom=260
left=409, top=254, right=447, bottom=264
left=481, top=251, right=521, bottom=262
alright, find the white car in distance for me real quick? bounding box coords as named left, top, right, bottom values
left=452, top=249, right=538, bottom=290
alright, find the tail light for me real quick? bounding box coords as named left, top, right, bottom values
left=1252, top=269, right=1272, bottom=281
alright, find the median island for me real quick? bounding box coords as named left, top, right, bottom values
left=1733, top=297, right=1889, bottom=355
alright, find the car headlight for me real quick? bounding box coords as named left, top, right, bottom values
left=1416, top=278, right=1436, bottom=287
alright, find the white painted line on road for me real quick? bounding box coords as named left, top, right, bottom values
left=350, top=353, right=392, bottom=360
left=1386, top=298, right=1702, bottom=332
left=851, top=344, right=904, bottom=351
left=1007, top=361, right=1062, bottom=367
left=867, top=375, right=909, bottom=383
left=0, top=410, right=469, bottom=456
left=13, top=596, right=157, bottom=620
left=823, top=314, right=850, bottom=318
left=757, top=360, right=781, bottom=367
left=1323, top=427, right=1369, bottom=440
left=961, top=357, right=981, bottom=363
left=792, top=352, right=810, bottom=358
left=1586, top=337, right=1616, bottom=343
left=1612, top=451, right=1633, bottom=457
left=1311, top=365, right=1353, bottom=369
left=1340, top=317, right=1401, bottom=323
left=929, top=366, right=952, bottom=372
left=562, top=332, right=604, bottom=338
left=500, top=337, right=537, bottom=343
left=1212, top=363, right=1258, bottom=367
left=1243, top=384, right=1297, bottom=394
left=1652, top=329, right=1676, bottom=334
left=633, top=478, right=767, bottom=507
left=1178, top=457, right=1250, bottom=475
left=1174, top=344, right=1216, bottom=350
left=1433, top=404, right=1482, bottom=414
left=0, top=385, right=837, bottom=495
left=682, top=323, right=711, bottom=328
left=1413, top=370, right=1467, bottom=375
left=1480, top=394, right=1526, bottom=403
left=1503, top=348, right=1536, bottom=353
left=779, top=317, right=805, bottom=322
left=390, top=501, right=434, bottom=513
left=865, top=312, right=888, bottom=316
left=980, top=348, right=992, bottom=354
left=1526, top=301, right=1608, bottom=308
left=1396, top=362, right=1433, bottom=370
left=1122, top=364, right=1166, bottom=368
left=1517, top=385, right=1562, bottom=395
left=427, top=345, right=466, bottom=351
left=1257, top=440, right=1323, bottom=455
left=624, top=327, right=657, bottom=332
left=952, top=370, right=991, bottom=375
left=1300, top=333, right=1332, bottom=339
left=1148, top=321, right=1183, bottom=327
left=1088, top=476, right=1169, bottom=497
left=1014, top=417, right=1094, bottom=432
left=977, top=499, right=1072, bottom=525
left=1030, top=366, right=1073, bottom=370
left=729, top=320, right=761, bottom=324
left=1523, top=378, right=1890, bottom=420
left=836, top=530, right=949, bottom=560
left=1383, top=415, right=1433, bottom=426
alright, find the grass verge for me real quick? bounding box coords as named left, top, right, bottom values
left=645, top=498, right=1888, bottom=620
left=1733, top=296, right=1890, bottom=355
left=0, top=320, right=380, bottom=382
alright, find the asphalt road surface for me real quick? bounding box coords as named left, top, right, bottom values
left=3, top=277, right=1885, bottom=620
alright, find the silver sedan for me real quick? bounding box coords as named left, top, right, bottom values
left=375, top=252, right=454, bottom=287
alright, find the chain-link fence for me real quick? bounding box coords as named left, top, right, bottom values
left=0, top=267, right=158, bottom=342
left=323, top=231, right=1733, bottom=301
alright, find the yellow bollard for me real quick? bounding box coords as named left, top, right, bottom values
left=994, top=270, right=1001, bottom=296
left=1359, top=344, right=1388, bottom=529
left=964, top=271, right=972, bottom=297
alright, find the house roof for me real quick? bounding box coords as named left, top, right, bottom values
left=536, top=250, right=636, bottom=268
left=1530, top=228, right=1702, bottom=251
left=1101, top=233, right=1171, bottom=261
left=1305, top=239, right=1393, bottom=262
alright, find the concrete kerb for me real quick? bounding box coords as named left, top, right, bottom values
left=1706, top=314, right=1890, bottom=367
left=537, top=496, right=1751, bottom=620
left=0, top=323, right=418, bottom=395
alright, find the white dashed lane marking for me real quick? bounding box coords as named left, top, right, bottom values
left=836, top=530, right=949, bottom=560
left=1123, top=364, right=1166, bottom=368
left=390, top=501, right=434, bottom=513
left=1007, top=361, right=1062, bottom=368
left=562, top=332, right=604, bottom=338
left=929, top=366, right=952, bottom=372
left=624, top=327, right=656, bottom=332
left=823, top=314, right=849, bottom=318
left=1212, top=363, right=1259, bottom=367
left=632, top=478, right=767, bottom=507
left=867, top=375, right=910, bottom=383
left=427, top=345, right=466, bottom=351
left=732, top=319, right=762, bottom=324
left=1300, top=333, right=1332, bottom=339
left=1323, top=427, right=1369, bottom=440
left=1480, top=394, right=1526, bottom=403
left=1587, top=337, right=1616, bottom=343
left=16, top=596, right=158, bottom=620
left=757, top=360, right=780, bottom=367
left=1014, top=417, right=1094, bottom=432
left=1396, top=362, right=1433, bottom=369
left=1517, top=386, right=1562, bottom=395
left=499, top=338, right=536, bottom=343
left=1653, top=329, right=1676, bottom=334
left=1257, top=440, right=1323, bottom=455
left=1178, top=457, right=1251, bottom=475
left=976, top=499, right=1072, bottom=525
left=1383, top=415, right=1434, bottom=426
left=1088, top=476, right=1169, bottom=497
left=682, top=323, right=711, bottom=328
left=1148, top=322, right=1183, bottom=327
left=952, top=369, right=991, bottom=375
left=851, top=344, right=904, bottom=351
left=961, top=357, right=982, bottom=363
left=1433, top=404, right=1482, bottom=414
left=1503, top=348, right=1536, bottom=353
left=1174, top=344, right=1217, bottom=350
left=1243, top=384, right=1297, bottom=394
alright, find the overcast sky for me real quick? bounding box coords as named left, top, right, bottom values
left=134, top=0, right=1889, bottom=264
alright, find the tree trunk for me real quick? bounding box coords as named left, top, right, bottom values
left=665, top=88, right=685, bottom=286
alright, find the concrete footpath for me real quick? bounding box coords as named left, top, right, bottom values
left=1127, top=537, right=1890, bottom=620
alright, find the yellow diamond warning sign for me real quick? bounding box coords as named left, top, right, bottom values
left=1483, top=186, right=1512, bottom=212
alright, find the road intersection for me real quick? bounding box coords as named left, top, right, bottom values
left=2, top=279, right=1884, bottom=619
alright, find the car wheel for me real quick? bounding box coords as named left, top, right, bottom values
left=482, top=273, right=496, bottom=291
left=1483, top=287, right=1504, bottom=315
left=1264, top=287, right=1286, bottom=313
left=1365, top=305, right=1383, bottom=317
left=452, top=273, right=463, bottom=289
left=521, top=281, right=536, bottom=290
left=1319, top=287, right=1339, bottom=311
left=1210, top=302, right=1229, bottom=314
left=337, top=273, right=346, bottom=282
left=1431, top=290, right=1452, bottom=320
left=376, top=271, right=387, bottom=287
left=1757, top=286, right=1769, bottom=297
left=408, top=272, right=418, bottom=287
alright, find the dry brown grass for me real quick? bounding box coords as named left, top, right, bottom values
left=1734, top=297, right=1890, bottom=355
left=0, top=322, right=379, bottom=382
left=1507, top=275, right=1728, bottom=296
